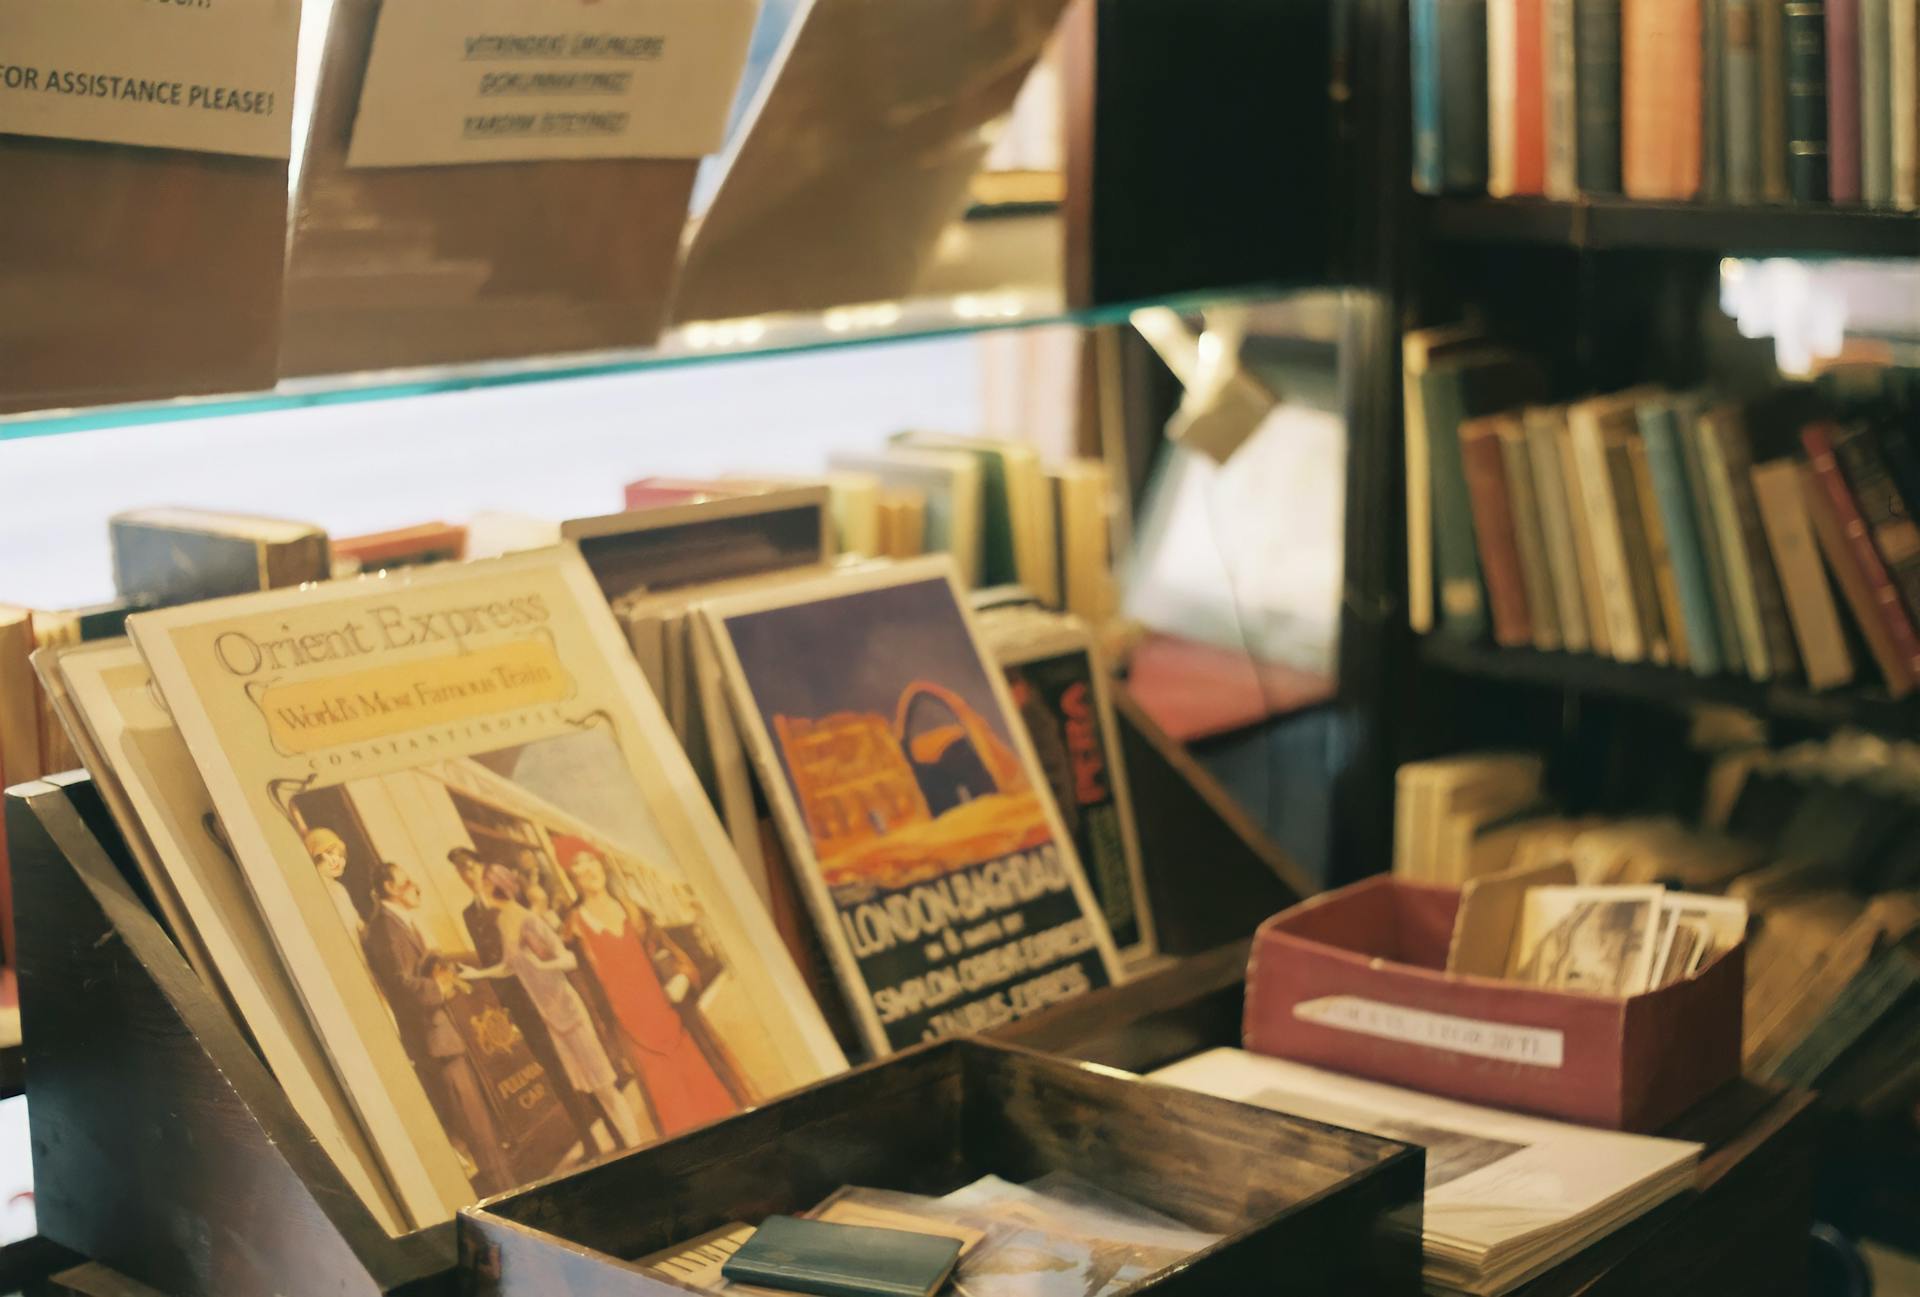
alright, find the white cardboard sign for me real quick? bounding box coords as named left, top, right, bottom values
left=348, top=0, right=759, bottom=168
left=0, top=0, right=299, bottom=159
left=1293, top=995, right=1568, bottom=1069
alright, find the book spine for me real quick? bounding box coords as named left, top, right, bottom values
left=1895, top=0, right=1920, bottom=207
left=1704, top=0, right=1730, bottom=199
left=1800, top=461, right=1917, bottom=695
left=1607, top=436, right=1673, bottom=663
left=1716, top=415, right=1803, bottom=676
left=1559, top=419, right=1616, bottom=655
left=1827, top=0, right=1863, bottom=200
left=1442, top=0, right=1494, bottom=190
left=1696, top=416, right=1774, bottom=676
left=1785, top=0, right=1832, bottom=200
left=1405, top=347, right=1438, bottom=634
left=1760, top=0, right=1792, bottom=200
left=1677, top=403, right=1747, bottom=675
left=1832, top=424, right=1920, bottom=620
left=1803, top=423, right=1920, bottom=676
left=1642, top=406, right=1727, bottom=675
left=1862, top=0, right=1894, bottom=203
left=1514, top=0, right=1550, bottom=192
left=1569, top=408, right=1644, bottom=659
left=1623, top=0, right=1705, bottom=198
left=1545, top=0, right=1583, bottom=195
left=1490, top=0, right=1519, bottom=195
left=1630, top=431, right=1694, bottom=668
left=1526, top=412, right=1593, bottom=650
left=1575, top=0, right=1625, bottom=192
left=1726, top=0, right=1763, bottom=200
left=1500, top=424, right=1563, bottom=648
left=1426, top=372, right=1491, bottom=641
left=1753, top=459, right=1855, bottom=689
left=1413, top=0, right=1446, bottom=192
left=1462, top=420, right=1536, bottom=645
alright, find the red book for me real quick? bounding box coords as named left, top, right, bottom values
left=1460, top=415, right=1534, bottom=646
left=1621, top=0, right=1704, bottom=199
left=1828, top=0, right=1863, bottom=203
left=621, top=478, right=752, bottom=511
left=1802, top=422, right=1920, bottom=679
left=1489, top=0, right=1549, bottom=195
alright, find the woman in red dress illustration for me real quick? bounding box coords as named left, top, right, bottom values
left=563, top=848, right=737, bottom=1136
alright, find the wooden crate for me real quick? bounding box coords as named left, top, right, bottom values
left=462, top=1037, right=1425, bottom=1295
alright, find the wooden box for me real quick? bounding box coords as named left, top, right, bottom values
left=1245, top=877, right=1745, bottom=1132
left=462, top=1037, right=1425, bottom=1295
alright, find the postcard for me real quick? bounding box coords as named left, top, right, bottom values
left=1507, top=885, right=1666, bottom=996
left=701, top=557, right=1122, bottom=1055
left=129, top=548, right=846, bottom=1222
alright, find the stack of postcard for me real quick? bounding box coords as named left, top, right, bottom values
left=1151, top=1049, right=1702, bottom=1296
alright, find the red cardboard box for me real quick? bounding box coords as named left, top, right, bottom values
left=1243, top=876, right=1743, bottom=1132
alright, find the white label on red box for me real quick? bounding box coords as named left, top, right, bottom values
left=1292, top=996, right=1566, bottom=1069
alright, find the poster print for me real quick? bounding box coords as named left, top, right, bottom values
left=999, top=638, right=1155, bottom=963
left=702, top=557, right=1123, bottom=1055
left=129, top=549, right=845, bottom=1224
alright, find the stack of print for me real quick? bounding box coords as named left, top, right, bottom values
left=1414, top=0, right=1920, bottom=207
left=1409, top=327, right=1920, bottom=699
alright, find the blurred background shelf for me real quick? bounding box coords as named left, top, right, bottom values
left=1425, top=197, right=1920, bottom=258
left=1419, top=636, right=1920, bottom=739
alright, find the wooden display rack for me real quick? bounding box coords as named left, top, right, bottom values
left=6, top=698, right=1306, bottom=1297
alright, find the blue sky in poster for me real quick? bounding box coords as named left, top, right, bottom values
left=721, top=576, right=1015, bottom=755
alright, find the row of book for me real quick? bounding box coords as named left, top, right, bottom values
left=1407, top=327, right=1920, bottom=697
left=1393, top=731, right=1920, bottom=1120
left=1413, top=0, right=1920, bottom=208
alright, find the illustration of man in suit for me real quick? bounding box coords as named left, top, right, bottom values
left=362, top=860, right=512, bottom=1193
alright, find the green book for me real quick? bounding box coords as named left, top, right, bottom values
left=723, top=1216, right=965, bottom=1297
left=1766, top=942, right=1920, bottom=1088
left=1639, top=399, right=1727, bottom=675
left=893, top=434, right=1017, bottom=587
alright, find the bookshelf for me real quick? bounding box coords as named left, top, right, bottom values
left=1425, top=197, right=1920, bottom=258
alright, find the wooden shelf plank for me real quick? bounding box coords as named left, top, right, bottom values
left=1425, top=196, right=1920, bottom=257
left=1419, top=637, right=1920, bottom=737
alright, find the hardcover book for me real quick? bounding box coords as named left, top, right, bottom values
left=1556, top=411, right=1617, bottom=656
left=1621, top=0, right=1704, bottom=198
left=1460, top=416, right=1537, bottom=647
left=1724, top=0, right=1762, bottom=201
left=1862, top=0, right=1895, bottom=204
left=128, top=549, right=846, bottom=1223
left=1489, top=0, right=1549, bottom=196
left=1575, top=0, right=1624, bottom=193
left=1751, top=459, right=1854, bottom=689
left=1758, top=0, right=1792, bottom=201
left=110, top=508, right=331, bottom=606
left=1783, top=0, right=1832, bottom=200
left=1497, top=415, right=1563, bottom=650
left=1605, top=431, right=1673, bottom=665
left=1674, top=394, right=1747, bottom=676
left=1626, top=432, right=1691, bottom=667
left=1798, top=458, right=1917, bottom=695
left=1830, top=423, right=1920, bottom=621
left=1523, top=407, right=1592, bottom=652
left=1895, top=0, right=1920, bottom=207
left=1404, top=324, right=1488, bottom=634
left=1827, top=0, right=1863, bottom=201
left=1638, top=399, right=1725, bottom=676
left=701, top=558, right=1123, bottom=1056
left=1703, top=0, right=1730, bottom=200
left=1567, top=394, right=1648, bottom=661
left=1545, top=0, right=1583, bottom=196
left=721, top=1215, right=963, bottom=1297
left=829, top=448, right=986, bottom=589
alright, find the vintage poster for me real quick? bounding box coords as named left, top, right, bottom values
left=129, top=549, right=845, bottom=1224
left=702, top=557, right=1123, bottom=1055
left=996, top=629, right=1155, bottom=964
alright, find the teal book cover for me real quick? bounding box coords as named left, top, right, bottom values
left=723, top=1216, right=964, bottom=1297
left=1639, top=400, right=1726, bottom=676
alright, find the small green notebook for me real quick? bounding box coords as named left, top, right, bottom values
left=721, top=1215, right=963, bottom=1297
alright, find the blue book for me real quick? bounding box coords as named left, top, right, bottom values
left=1639, top=399, right=1726, bottom=677
left=1412, top=0, right=1446, bottom=192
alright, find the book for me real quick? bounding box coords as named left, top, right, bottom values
left=1767, top=940, right=1920, bottom=1087
left=1460, top=416, right=1536, bottom=647
left=1703, top=0, right=1730, bottom=199
left=1497, top=415, right=1562, bottom=650
left=891, top=434, right=1052, bottom=602
left=1546, top=0, right=1583, bottom=196
left=722, top=1216, right=963, bottom=1297
left=109, top=508, right=331, bottom=606
left=44, top=639, right=407, bottom=1233
left=1413, top=0, right=1447, bottom=192
left=1638, top=400, right=1725, bottom=676
left=565, top=488, right=835, bottom=606
left=1626, top=432, right=1691, bottom=667
left=1566, top=394, right=1647, bottom=661
left=829, top=450, right=987, bottom=589
left=1575, top=0, right=1624, bottom=193
left=1404, top=324, right=1487, bottom=634
left=1827, top=0, right=1864, bottom=201
left=1621, top=0, right=1704, bottom=198
left=1697, top=406, right=1799, bottom=680
left=1896, top=0, right=1920, bottom=207
left=981, top=610, right=1156, bottom=964
left=1551, top=410, right=1616, bottom=656
left=1674, top=394, right=1747, bottom=676
left=700, top=557, right=1123, bottom=1056
left=1152, top=1049, right=1700, bottom=1296
left=1043, top=459, right=1120, bottom=625
left=1751, top=459, right=1855, bottom=689
left=1489, top=0, right=1549, bottom=196
left=1862, top=0, right=1896, bottom=204
left=1783, top=0, right=1832, bottom=200
left=1830, top=423, right=1920, bottom=621
left=1424, top=353, right=1547, bottom=642
left=1759, top=0, right=1793, bottom=200
left=1799, top=459, right=1918, bottom=694
left=128, top=549, right=847, bottom=1222
left=331, top=523, right=467, bottom=577
left=1413, top=0, right=1492, bottom=192
left=1524, top=407, right=1593, bottom=652
left=1725, top=0, right=1763, bottom=200
left=1605, top=430, right=1673, bottom=665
